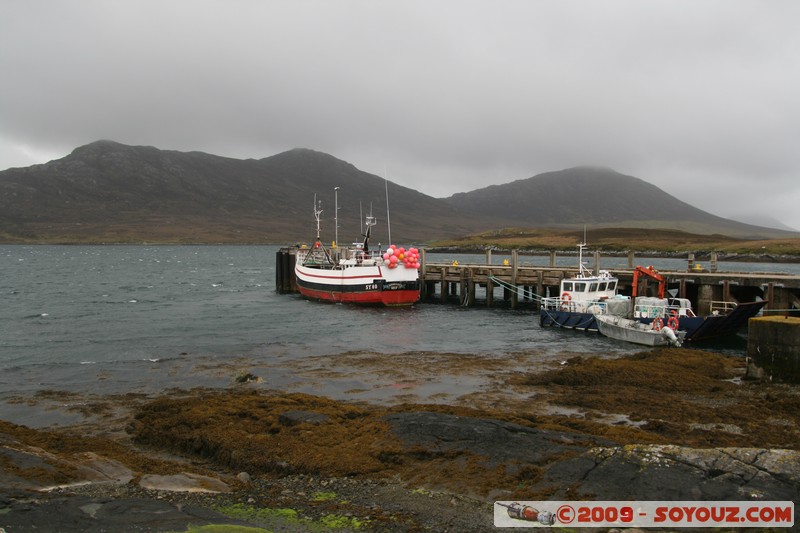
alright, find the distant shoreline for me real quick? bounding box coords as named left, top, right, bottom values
left=2, top=240, right=799, bottom=263
left=426, top=247, right=800, bottom=263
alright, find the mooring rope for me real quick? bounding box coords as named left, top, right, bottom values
left=487, top=275, right=546, bottom=302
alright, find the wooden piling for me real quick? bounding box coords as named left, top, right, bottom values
left=511, top=250, right=519, bottom=308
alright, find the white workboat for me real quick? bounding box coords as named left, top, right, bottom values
left=596, top=314, right=685, bottom=347
left=539, top=241, right=631, bottom=330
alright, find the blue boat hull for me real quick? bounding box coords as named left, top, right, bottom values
left=540, top=300, right=767, bottom=342
left=636, top=301, right=767, bottom=342
left=539, top=309, right=600, bottom=331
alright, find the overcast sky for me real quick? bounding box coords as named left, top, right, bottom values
left=1, top=0, right=798, bottom=230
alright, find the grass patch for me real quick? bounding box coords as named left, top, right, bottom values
left=181, top=526, right=272, bottom=533
left=214, top=503, right=368, bottom=531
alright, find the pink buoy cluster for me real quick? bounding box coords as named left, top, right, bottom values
left=383, top=245, right=420, bottom=269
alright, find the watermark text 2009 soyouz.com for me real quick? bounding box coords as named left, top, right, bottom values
left=494, top=501, right=794, bottom=528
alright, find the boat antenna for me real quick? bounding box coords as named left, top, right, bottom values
left=385, top=176, right=392, bottom=245
left=334, top=186, right=340, bottom=248
left=313, top=194, right=322, bottom=241
left=359, top=201, right=363, bottom=236
left=577, top=225, right=588, bottom=276
left=363, top=211, right=376, bottom=252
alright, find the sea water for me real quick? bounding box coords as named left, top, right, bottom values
left=1, top=245, right=793, bottom=424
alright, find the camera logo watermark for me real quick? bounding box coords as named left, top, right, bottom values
left=494, top=501, right=794, bottom=528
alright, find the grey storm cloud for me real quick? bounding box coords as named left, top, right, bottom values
left=1, top=0, right=799, bottom=230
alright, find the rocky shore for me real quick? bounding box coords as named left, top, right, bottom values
left=2, top=348, right=799, bottom=532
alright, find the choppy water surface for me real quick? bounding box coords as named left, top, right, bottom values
left=1, top=245, right=788, bottom=424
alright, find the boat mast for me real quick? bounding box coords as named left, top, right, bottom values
left=385, top=177, right=392, bottom=245
left=334, top=186, right=340, bottom=248
left=313, top=194, right=323, bottom=243
left=577, top=225, right=588, bottom=276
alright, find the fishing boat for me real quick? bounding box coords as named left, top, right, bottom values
left=294, top=195, right=420, bottom=306
left=627, top=264, right=768, bottom=341
left=596, top=314, right=685, bottom=347
left=632, top=297, right=767, bottom=342
left=539, top=242, right=632, bottom=330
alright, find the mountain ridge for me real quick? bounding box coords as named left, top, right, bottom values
left=0, top=140, right=795, bottom=243
left=443, top=166, right=737, bottom=230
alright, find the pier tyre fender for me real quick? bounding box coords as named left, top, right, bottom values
left=652, top=317, right=664, bottom=331
left=667, top=316, right=679, bottom=330
left=560, top=292, right=572, bottom=310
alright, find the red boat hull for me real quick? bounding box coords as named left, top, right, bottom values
left=296, top=284, right=419, bottom=306
left=294, top=263, right=419, bottom=306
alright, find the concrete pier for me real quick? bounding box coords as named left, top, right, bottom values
left=278, top=247, right=800, bottom=319
left=420, top=256, right=800, bottom=315
left=747, top=316, right=800, bottom=383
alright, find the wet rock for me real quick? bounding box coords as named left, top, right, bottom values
left=0, top=494, right=252, bottom=533
left=278, top=410, right=330, bottom=426
left=234, top=371, right=260, bottom=384
left=543, top=444, right=800, bottom=501
left=383, top=411, right=612, bottom=467
left=138, top=472, right=231, bottom=493
left=236, top=471, right=252, bottom=484
left=0, top=444, right=133, bottom=492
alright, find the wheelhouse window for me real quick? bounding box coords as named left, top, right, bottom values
left=598, top=282, right=608, bottom=291
left=589, top=282, right=598, bottom=291
left=563, top=282, right=574, bottom=291
left=608, top=281, right=617, bottom=291
left=575, top=282, right=586, bottom=292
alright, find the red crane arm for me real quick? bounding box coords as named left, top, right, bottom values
left=632, top=265, right=666, bottom=299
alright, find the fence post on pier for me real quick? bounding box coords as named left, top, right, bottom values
left=722, top=280, right=732, bottom=303
left=486, top=249, right=492, bottom=265
left=697, top=284, right=716, bottom=316
left=511, top=249, right=519, bottom=309
left=763, top=282, right=792, bottom=315
left=549, top=250, right=556, bottom=267
left=536, top=271, right=544, bottom=310
left=628, top=251, right=635, bottom=269
left=468, top=269, right=476, bottom=306
left=460, top=268, right=475, bottom=307
left=710, top=252, right=718, bottom=273
left=440, top=268, right=447, bottom=304
left=594, top=251, right=601, bottom=275
left=765, top=282, right=775, bottom=314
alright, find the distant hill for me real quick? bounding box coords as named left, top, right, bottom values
left=730, top=214, right=798, bottom=232
left=441, top=166, right=796, bottom=239
left=0, top=141, right=478, bottom=243
left=0, top=141, right=794, bottom=243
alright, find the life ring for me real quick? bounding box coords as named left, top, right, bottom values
left=667, top=309, right=680, bottom=331
left=652, top=317, right=664, bottom=331
left=560, top=292, right=572, bottom=310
